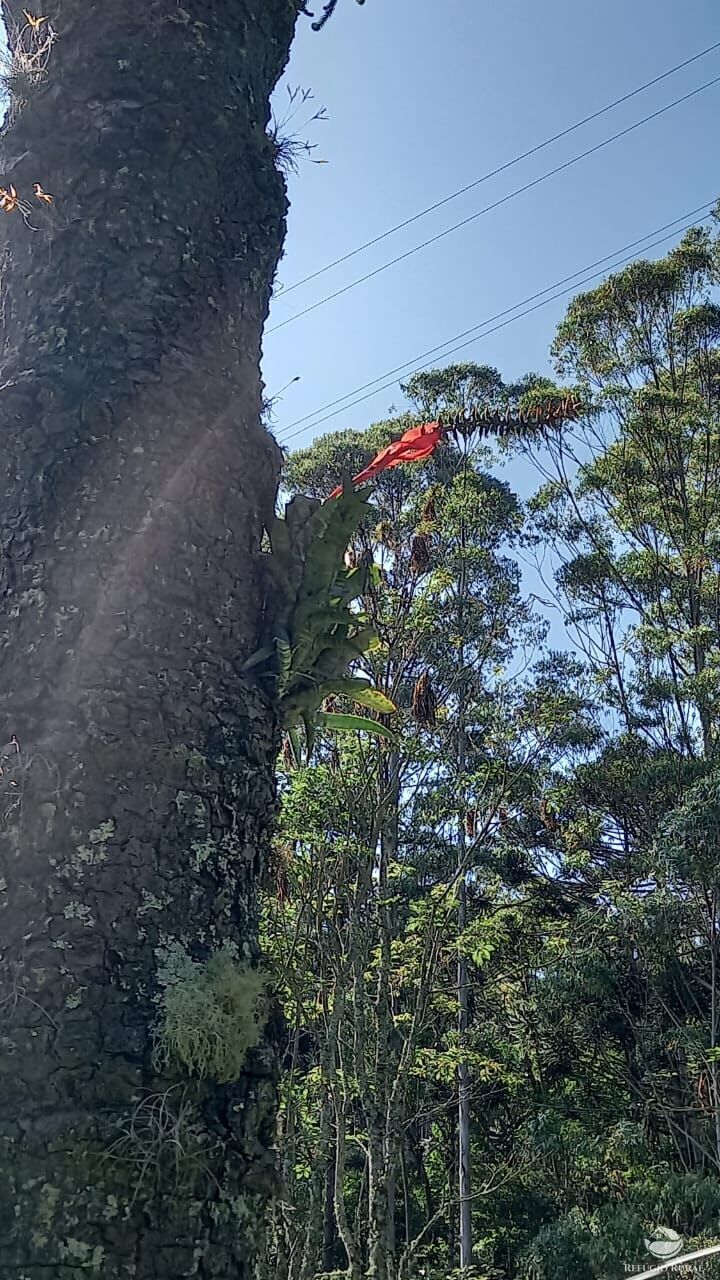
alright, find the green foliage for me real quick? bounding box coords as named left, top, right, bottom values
left=260, top=382, right=603, bottom=1279
left=532, top=218, right=720, bottom=758
left=655, top=768, right=720, bottom=883
left=259, top=216, right=720, bottom=1280
left=402, top=362, right=506, bottom=419
left=153, top=944, right=266, bottom=1084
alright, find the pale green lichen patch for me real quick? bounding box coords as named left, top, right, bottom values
left=88, top=821, right=115, bottom=845
left=137, top=888, right=170, bottom=917
left=63, top=902, right=95, bottom=927
left=70, top=819, right=115, bottom=877
left=8, top=586, right=46, bottom=620
left=58, top=1238, right=105, bottom=1270
left=73, top=847, right=92, bottom=865
left=64, top=987, right=86, bottom=1010
left=73, top=844, right=106, bottom=866
left=189, top=836, right=216, bottom=870
left=36, top=1181, right=60, bottom=1231
left=153, top=941, right=266, bottom=1083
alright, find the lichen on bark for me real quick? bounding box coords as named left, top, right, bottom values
left=152, top=941, right=267, bottom=1083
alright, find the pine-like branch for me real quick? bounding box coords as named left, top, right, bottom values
left=441, top=395, right=584, bottom=440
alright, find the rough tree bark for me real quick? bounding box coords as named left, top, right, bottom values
left=0, top=1, right=297, bottom=1275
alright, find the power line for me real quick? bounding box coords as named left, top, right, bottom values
left=272, top=39, right=720, bottom=301
left=266, top=74, right=720, bottom=336
left=279, top=199, right=715, bottom=437
left=276, top=200, right=716, bottom=446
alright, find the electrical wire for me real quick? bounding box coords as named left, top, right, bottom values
left=278, top=199, right=715, bottom=437
left=272, top=39, right=720, bottom=300
left=266, top=74, right=720, bottom=335
left=276, top=199, right=717, bottom=445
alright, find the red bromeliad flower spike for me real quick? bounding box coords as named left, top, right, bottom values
left=327, top=420, right=444, bottom=499
left=325, top=395, right=585, bottom=499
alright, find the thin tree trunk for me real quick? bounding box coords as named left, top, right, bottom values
left=0, top=1, right=296, bottom=1274
left=368, top=751, right=400, bottom=1280
left=458, top=831, right=473, bottom=1269
left=298, top=1093, right=335, bottom=1280
left=386, top=1157, right=397, bottom=1277
left=368, top=1130, right=389, bottom=1280
left=709, top=891, right=720, bottom=1170
left=457, top=515, right=473, bottom=1270
left=332, top=1092, right=362, bottom=1280
left=322, top=1142, right=337, bottom=1274
left=353, top=1152, right=369, bottom=1268
left=410, top=1131, right=435, bottom=1227
left=400, top=1143, right=411, bottom=1252
left=446, top=1110, right=457, bottom=1266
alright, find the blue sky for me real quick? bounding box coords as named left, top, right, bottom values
left=263, top=0, right=720, bottom=469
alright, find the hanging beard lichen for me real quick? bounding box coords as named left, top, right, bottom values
left=153, top=943, right=267, bottom=1084
left=412, top=670, right=437, bottom=727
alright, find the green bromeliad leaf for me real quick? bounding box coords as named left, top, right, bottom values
left=315, top=712, right=398, bottom=743
left=328, top=678, right=396, bottom=714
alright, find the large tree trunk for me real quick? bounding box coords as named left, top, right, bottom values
left=0, top=1, right=296, bottom=1275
